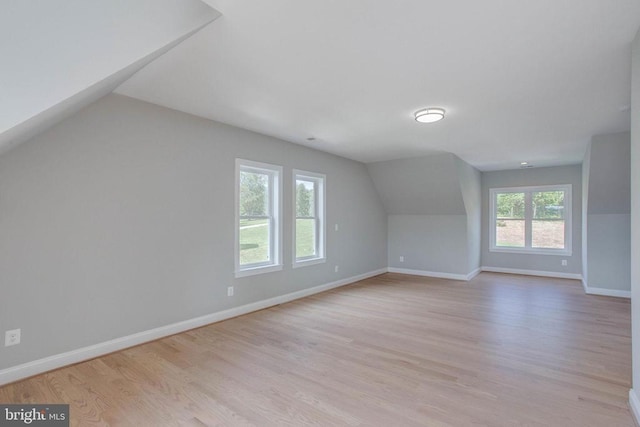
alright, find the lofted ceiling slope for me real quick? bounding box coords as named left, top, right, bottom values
left=115, top=0, right=640, bottom=171
left=0, top=0, right=220, bottom=155
left=367, top=154, right=467, bottom=215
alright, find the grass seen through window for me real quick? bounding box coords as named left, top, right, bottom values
left=239, top=218, right=315, bottom=265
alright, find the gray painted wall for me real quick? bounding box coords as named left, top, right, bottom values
left=631, top=28, right=640, bottom=397
left=367, top=153, right=480, bottom=276
left=586, top=214, right=630, bottom=291
left=0, top=94, right=387, bottom=370
left=481, top=165, right=582, bottom=275
left=456, top=157, right=482, bottom=272
left=367, top=154, right=466, bottom=215
left=387, top=215, right=468, bottom=275
left=587, top=133, right=631, bottom=215
left=582, top=143, right=591, bottom=284
left=583, top=132, right=631, bottom=291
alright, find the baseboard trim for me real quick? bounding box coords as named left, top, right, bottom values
left=0, top=268, right=387, bottom=386
left=466, top=268, right=481, bottom=281
left=387, top=267, right=469, bottom=281
left=584, top=285, right=631, bottom=298
left=630, top=389, right=640, bottom=426
left=582, top=278, right=630, bottom=298
left=481, top=266, right=582, bottom=280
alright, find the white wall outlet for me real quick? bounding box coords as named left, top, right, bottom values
left=399, top=256, right=404, bottom=263
left=227, top=286, right=234, bottom=297
left=5, top=329, right=20, bottom=347
left=334, top=224, right=339, bottom=232
left=561, top=259, right=567, bottom=266
left=334, top=265, right=339, bottom=273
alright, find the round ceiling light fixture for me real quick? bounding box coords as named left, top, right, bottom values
left=415, top=107, right=445, bottom=123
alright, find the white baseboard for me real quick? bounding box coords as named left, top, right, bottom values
left=466, top=268, right=481, bottom=281
left=585, top=288, right=630, bottom=298
left=387, top=267, right=469, bottom=281
left=481, top=266, right=582, bottom=280
left=630, top=389, right=640, bottom=426
left=582, top=278, right=631, bottom=298
left=583, top=283, right=631, bottom=298
left=0, top=268, right=387, bottom=386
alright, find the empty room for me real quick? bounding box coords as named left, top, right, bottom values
left=1, top=1, right=640, bottom=426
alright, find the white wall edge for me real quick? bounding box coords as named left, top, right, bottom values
left=388, top=267, right=469, bottom=281
left=0, top=268, right=387, bottom=386
left=629, top=389, right=640, bottom=426
left=481, top=266, right=582, bottom=280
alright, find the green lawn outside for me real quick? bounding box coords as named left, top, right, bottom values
left=295, top=219, right=316, bottom=258
left=239, top=218, right=269, bottom=265
left=239, top=218, right=316, bottom=265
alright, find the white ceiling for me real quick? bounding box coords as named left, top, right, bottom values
left=0, top=0, right=219, bottom=155
left=116, top=0, right=640, bottom=170
left=2, top=1, right=638, bottom=170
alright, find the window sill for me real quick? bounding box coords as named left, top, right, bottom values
left=235, top=264, right=283, bottom=278
left=292, top=257, right=326, bottom=269
left=490, top=247, right=572, bottom=256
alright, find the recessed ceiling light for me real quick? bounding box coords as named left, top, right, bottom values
left=415, top=108, right=445, bottom=123
left=520, top=161, right=528, bottom=166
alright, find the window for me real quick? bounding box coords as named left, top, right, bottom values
left=235, top=159, right=282, bottom=277
left=490, top=184, right=572, bottom=255
left=293, top=170, right=326, bottom=267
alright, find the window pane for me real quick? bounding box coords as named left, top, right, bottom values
left=296, top=179, right=315, bottom=218
left=496, top=219, right=525, bottom=247
left=239, top=218, right=270, bottom=265
left=532, top=191, right=565, bottom=249
left=532, top=220, right=565, bottom=249
left=495, top=192, right=525, bottom=248
left=296, top=218, right=317, bottom=258
left=533, top=191, right=565, bottom=219
left=240, top=171, right=269, bottom=216
left=496, top=193, right=525, bottom=219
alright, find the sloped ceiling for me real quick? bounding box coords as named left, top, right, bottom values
left=0, top=0, right=220, bottom=155
left=116, top=0, right=640, bottom=170
left=366, top=154, right=467, bottom=215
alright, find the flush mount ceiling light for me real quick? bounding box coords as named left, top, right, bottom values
left=415, top=108, right=445, bottom=123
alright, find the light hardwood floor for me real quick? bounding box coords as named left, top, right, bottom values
left=0, top=273, right=633, bottom=426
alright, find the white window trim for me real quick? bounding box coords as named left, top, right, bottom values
left=292, top=169, right=326, bottom=268
left=489, top=184, right=572, bottom=256
left=235, top=159, right=283, bottom=278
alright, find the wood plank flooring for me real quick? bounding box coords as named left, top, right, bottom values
left=0, top=272, right=633, bottom=426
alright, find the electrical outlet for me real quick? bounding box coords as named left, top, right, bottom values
left=561, top=259, right=567, bottom=267
left=227, top=286, right=234, bottom=297
left=5, top=329, right=20, bottom=347
left=399, top=256, right=404, bottom=263
left=334, top=265, right=339, bottom=273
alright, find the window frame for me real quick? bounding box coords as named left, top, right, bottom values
left=292, top=169, right=326, bottom=268
left=235, top=159, right=283, bottom=278
left=489, top=184, right=572, bottom=256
